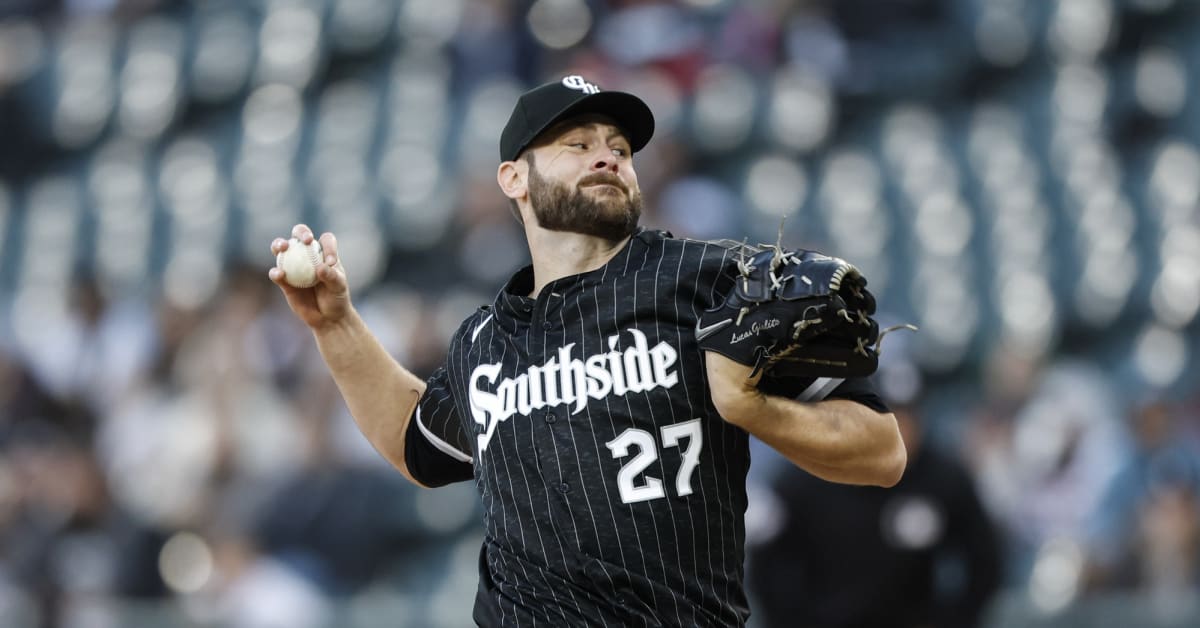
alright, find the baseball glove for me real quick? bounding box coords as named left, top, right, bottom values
left=696, top=245, right=902, bottom=380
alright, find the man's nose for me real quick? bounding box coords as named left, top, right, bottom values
left=591, top=155, right=619, bottom=173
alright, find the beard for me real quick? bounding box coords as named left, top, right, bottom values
left=527, top=160, right=642, bottom=242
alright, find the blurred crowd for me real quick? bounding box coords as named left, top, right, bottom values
left=0, top=0, right=1199, bottom=627
left=1, top=267, right=485, bottom=627
left=746, top=341, right=1200, bottom=628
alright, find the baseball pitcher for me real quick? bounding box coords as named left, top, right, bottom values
left=269, top=76, right=907, bottom=627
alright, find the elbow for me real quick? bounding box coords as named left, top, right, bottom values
left=390, top=454, right=434, bottom=489
left=826, top=409, right=909, bottom=488
left=866, top=410, right=908, bottom=488
left=874, top=441, right=907, bottom=488
left=380, top=437, right=434, bottom=489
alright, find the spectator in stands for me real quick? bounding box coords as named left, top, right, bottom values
left=1085, top=398, right=1200, bottom=593
left=966, top=360, right=1131, bottom=585
left=1133, top=475, right=1200, bottom=623
left=2, top=423, right=166, bottom=627
left=747, top=399, right=1002, bottom=628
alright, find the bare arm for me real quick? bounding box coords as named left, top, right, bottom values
left=705, top=352, right=906, bottom=487
left=270, top=225, right=428, bottom=487
left=311, top=312, right=429, bottom=486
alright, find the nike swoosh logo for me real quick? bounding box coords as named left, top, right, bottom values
left=695, top=318, right=733, bottom=341
left=471, top=314, right=493, bottom=342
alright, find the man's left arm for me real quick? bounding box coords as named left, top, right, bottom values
left=706, top=352, right=906, bottom=487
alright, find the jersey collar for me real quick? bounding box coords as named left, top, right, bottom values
left=494, top=228, right=662, bottom=320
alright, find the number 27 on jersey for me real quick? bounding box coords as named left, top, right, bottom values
left=606, top=418, right=702, bottom=504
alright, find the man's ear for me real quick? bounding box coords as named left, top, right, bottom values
left=497, top=159, right=527, bottom=202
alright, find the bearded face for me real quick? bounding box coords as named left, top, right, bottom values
left=525, top=153, right=643, bottom=242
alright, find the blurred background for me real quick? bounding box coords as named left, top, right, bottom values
left=0, top=0, right=1198, bottom=626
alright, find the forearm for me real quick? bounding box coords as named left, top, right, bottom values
left=312, top=309, right=427, bottom=485
left=723, top=395, right=906, bottom=487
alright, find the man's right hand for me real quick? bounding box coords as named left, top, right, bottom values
left=269, top=223, right=351, bottom=330
left=269, top=223, right=431, bottom=486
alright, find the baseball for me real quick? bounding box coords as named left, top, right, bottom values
left=276, top=237, right=324, bottom=288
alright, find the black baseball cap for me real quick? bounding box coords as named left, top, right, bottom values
left=499, top=75, right=655, bottom=162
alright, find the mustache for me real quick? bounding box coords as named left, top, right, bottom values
left=577, top=173, right=628, bottom=194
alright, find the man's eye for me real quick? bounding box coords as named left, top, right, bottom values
left=612, top=148, right=628, bottom=157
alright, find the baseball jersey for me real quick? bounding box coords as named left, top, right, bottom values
left=404, top=228, right=888, bottom=627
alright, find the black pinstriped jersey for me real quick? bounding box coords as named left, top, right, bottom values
left=404, top=228, right=887, bottom=627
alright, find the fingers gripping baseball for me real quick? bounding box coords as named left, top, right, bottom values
left=269, top=224, right=351, bottom=329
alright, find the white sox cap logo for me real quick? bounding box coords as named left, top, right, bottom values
left=562, top=75, right=601, bottom=94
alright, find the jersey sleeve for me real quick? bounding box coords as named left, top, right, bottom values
left=823, top=377, right=890, bottom=413
left=405, top=366, right=475, bottom=487
left=759, top=375, right=891, bottom=413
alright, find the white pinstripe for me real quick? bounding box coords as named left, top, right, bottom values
left=416, top=406, right=473, bottom=462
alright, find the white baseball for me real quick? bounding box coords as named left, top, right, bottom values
left=276, top=237, right=324, bottom=288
